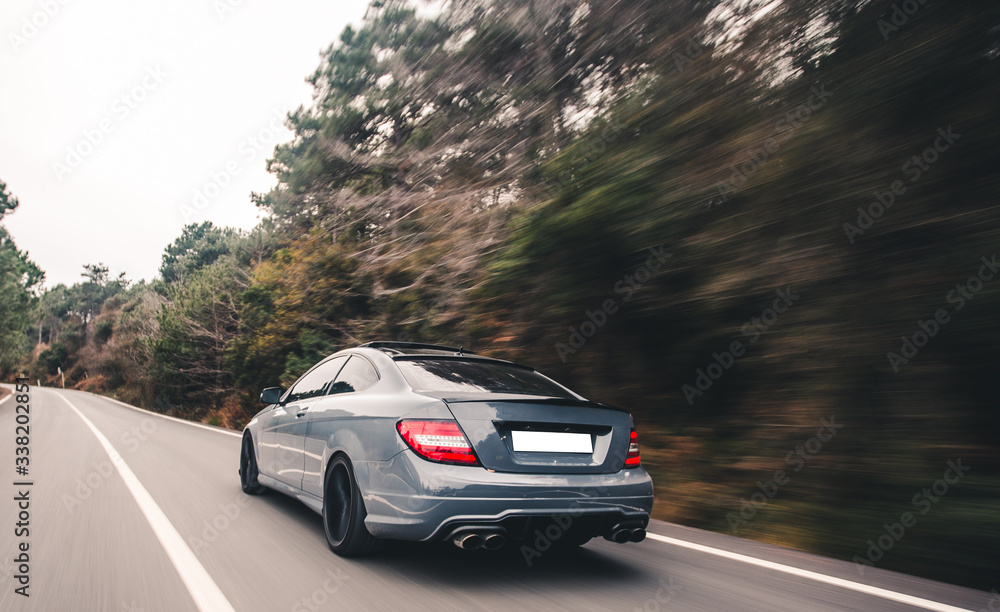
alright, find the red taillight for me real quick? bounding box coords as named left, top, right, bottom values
left=625, top=429, right=641, bottom=467
left=397, top=420, right=481, bottom=466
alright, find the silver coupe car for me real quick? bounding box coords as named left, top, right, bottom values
left=239, top=341, right=654, bottom=556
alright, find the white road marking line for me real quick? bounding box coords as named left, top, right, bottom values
left=71, top=389, right=241, bottom=438
left=57, top=392, right=236, bottom=612
left=645, top=533, right=973, bottom=612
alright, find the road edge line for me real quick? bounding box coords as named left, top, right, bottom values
left=68, top=389, right=241, bottom=438
left=56, top=391, right=236, bottom=612
left=645, top=533, right=973, bottom=612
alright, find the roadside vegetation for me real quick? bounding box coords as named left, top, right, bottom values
left=1, top=0, right=997, bottom=590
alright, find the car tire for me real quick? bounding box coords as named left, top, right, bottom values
left=323, top=455, right=382, bottom=557
left=239, top=433, right=267, bottom=495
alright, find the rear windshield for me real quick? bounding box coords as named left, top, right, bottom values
left=395, top=358, right=576, bottom=398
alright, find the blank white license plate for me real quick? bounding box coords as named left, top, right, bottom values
left=511, top=431, right=593, bottom=453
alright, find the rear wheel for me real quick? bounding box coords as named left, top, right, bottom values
left=323, top=455, right=381, bottom=556
left=239, top=434, right=266, bottom=495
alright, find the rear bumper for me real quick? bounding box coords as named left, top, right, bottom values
left=361, top=450, right=654, bottom=541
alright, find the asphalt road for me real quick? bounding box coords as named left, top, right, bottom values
left=0, top=386, right=994, bottom=612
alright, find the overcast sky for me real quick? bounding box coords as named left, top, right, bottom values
left=1, top=0, right=372, bottom=287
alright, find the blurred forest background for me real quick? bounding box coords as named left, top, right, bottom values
left=2, top=0, right=998, bottom=590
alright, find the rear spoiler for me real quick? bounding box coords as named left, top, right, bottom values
left=391, top=354, right=532, bottom=370
left=418, top=391, right=630, bottom=413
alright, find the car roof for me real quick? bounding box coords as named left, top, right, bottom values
left=357, top=341, right=477, bottom=356
left=356, top=341, right=532, bottom=370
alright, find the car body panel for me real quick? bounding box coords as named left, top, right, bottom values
left=258, top=401, right=309, bottom=487
left=258, top=472, right=324, bottom=514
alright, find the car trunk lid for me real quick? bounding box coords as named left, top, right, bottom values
left=428, top=393, right=634, bottom=474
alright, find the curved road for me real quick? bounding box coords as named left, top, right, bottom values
left=0, top=387, right=993, bottom=611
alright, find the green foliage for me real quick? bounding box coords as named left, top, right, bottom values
left=226, top=230, right=364, bottom=392
left=153, top=256, right=247, bottom=415
left=0, top=180, right=20, bottom=220
left=38, top=342, right=67, bottom=375
left=159, top=222, right=234, bottom=284
left=0, top=181, right=44, bottom=371
left=94, top=319, right=114, bottom=345
left=71, top=263, right=130, bottom=325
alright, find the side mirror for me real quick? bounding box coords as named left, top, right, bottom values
left=260, top=387, right=284, bottom=405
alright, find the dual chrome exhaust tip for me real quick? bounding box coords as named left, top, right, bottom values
left=452, top=530, right=506, bottom=551
left=605, top=521, right=647, bottom=543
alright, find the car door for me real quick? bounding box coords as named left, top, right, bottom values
left=301, top=355, right=380, bottom=497
left=259, top=356, right=347, bottom=489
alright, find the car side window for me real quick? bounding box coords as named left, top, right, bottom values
left=286, top=356, right=348, bottom=403
left=328, top=356, right=379, bottom=395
